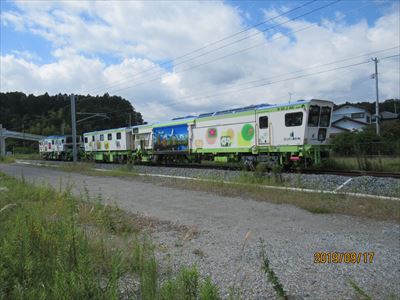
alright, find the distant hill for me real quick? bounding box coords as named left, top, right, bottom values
left=0, top=92, right=143, bottom=136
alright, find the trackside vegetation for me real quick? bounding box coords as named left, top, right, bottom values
left=327, top=120, right=400, bottom=171
left=0, top=173, right=220, bottom=299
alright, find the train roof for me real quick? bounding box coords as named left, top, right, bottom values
left=196, top=100, right=312, bottom=119
left=43, top=135, right=66, bottom=139
left=151, top=116, right=197, bottom=128
left=84, top=126, right=130, bottom=135
left=255, top=99, right=310, bottom=111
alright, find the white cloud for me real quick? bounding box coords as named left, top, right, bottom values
left=0, top=1, right=399, bottom=123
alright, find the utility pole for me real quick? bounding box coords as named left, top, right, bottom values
left=371, top=57, right=380, bottom=136
left=0, top=124, right=5, bottom=157
left=70, top=94, right=78, bottom=162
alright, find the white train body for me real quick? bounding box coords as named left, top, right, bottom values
left=83, top=127, right=133, bottom=152
left=81, top=99, right=334, bottom=165
left=191, top=99, right=333, bottom=153
left=39, top=136, right=67, bottom=153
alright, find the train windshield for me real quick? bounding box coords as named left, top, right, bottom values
left=307, top=105, right=320, bottom=127
left=319, top=106, right=332, bottom=127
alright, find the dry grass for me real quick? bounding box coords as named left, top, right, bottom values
left=59, top=163, right=139, bottom=178
left=19, top=161, right=400, bottom=222
left=323, top=156, right=400, bottom=172
left=142, top=177, right=400, bottom=223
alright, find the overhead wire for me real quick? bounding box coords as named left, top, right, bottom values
left=158, top=53, right=400, bottom=110
left=86, top=0, right=339, bottom=95
left=84, top=0, right=317, bottom=95
left=162, top=46, right=400, bottom=103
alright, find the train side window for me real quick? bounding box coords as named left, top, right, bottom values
left=84, top=137, right=88, bottom=143
left=307, top=105, right=320, bottom=127
left=116, top=132, right=122, bottom=140
left=285, top=112, right=303, bottom=127
left=319, top=106, right=332, bottom=127
left=51, top=140, right=54, bottom=145
left=61, top=139, right=64, bottom=144
left=100, top=134, right=104, bottom=141
left=92, top=136, right=95, bottom=142
left=107, top=133, right=112, bottom=140
left=259, top=116, right=268, bottom=129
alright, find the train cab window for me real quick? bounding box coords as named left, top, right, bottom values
left=107, top=133, right=112, bottom=140
left=100, top=134, right=104, bottom=141
left=307, top=105, right=320, bottom=127
left=84, top=137, right=88, bottom=143
left=92, top=136, right=95, bottom=142
left=319, top=106, right=332, bottom=127
left=285, top=112, right=303, bottom=127
left=259, top=116, right=268, bottom=129
left=116, top=132, right=122, bottom=140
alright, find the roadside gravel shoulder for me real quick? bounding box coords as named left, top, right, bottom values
left=1, top=163, right=399, bottom=299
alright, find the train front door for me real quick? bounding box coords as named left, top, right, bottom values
left=257, top=114, right=270, bottom=145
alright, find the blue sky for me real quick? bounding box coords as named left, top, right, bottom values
left=1, top=0, right=399, bottom=121
left=1, top=1, right=395, bottom=65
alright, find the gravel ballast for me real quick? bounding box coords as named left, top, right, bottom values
left=120, top=164, right=400, bottom=198
left=1, top=163, right=399, bottom=299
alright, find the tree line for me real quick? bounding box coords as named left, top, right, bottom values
left=0, top=92, right=144, bottom=153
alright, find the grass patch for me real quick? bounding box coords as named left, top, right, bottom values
left=11, top=153, right=42, bottom=160
left=321, top=156, right=400, bottom=172
left=151, top=177, right=400, bottom=222
left=0, top=156, right=15, bottom=163
left=59, top=163, right=139, bottom=178
left=0, top=173, right=221, bottom=299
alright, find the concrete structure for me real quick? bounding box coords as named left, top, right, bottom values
left=330, top=104, right=372, bottom=135
left=0, top=124, right=44, bottom=156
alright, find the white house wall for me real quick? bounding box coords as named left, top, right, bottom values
left=332, top=105, right=371, bottom=124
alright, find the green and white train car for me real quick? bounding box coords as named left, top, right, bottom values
left=39, top=135, right=83, bottom=160
left=190, top=99, right=333, bottom=167
left=83, top=127, right=134, bottom=162
left=81, top=99, right=333, bottom=167
left=83, top=124, right=154, bottom=162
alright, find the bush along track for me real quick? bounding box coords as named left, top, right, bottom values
left=0, top=173, right=221, bottom=299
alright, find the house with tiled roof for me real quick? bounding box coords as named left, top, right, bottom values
left=330, top=103, right=372, bottom=135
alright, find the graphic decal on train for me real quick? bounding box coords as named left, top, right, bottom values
left=153, top=124, right=189, bottom=151
left=206, top=128, right=218, bottom=144
left=238, top=124, right=254, bottom=146
left=220, top=128, right=234, bottom=147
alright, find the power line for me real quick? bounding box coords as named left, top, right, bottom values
left=160, top=54, right=400, bottom=110
left=99, top=1, right=378, bottom=97
left=87, top=1, right=340, bottom=95
left=84, top=0, right=317, bottom=95
left=161, top=46, right=400, bottom=103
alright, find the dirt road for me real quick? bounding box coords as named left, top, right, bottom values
left=1, top=163, right=399, bottom=299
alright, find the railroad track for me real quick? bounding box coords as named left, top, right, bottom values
left=123, top=162, right=400, bottom=179
left=14, top=159, right=400, bottom=179
left=302, top=169, right=400, bottom=179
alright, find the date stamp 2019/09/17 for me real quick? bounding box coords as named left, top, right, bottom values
left=314, top=252, right=375, bottom=264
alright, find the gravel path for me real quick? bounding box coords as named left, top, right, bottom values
left=2, top=163, right=399, bottom=299
left=116, top=164, right=400, bottom=198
